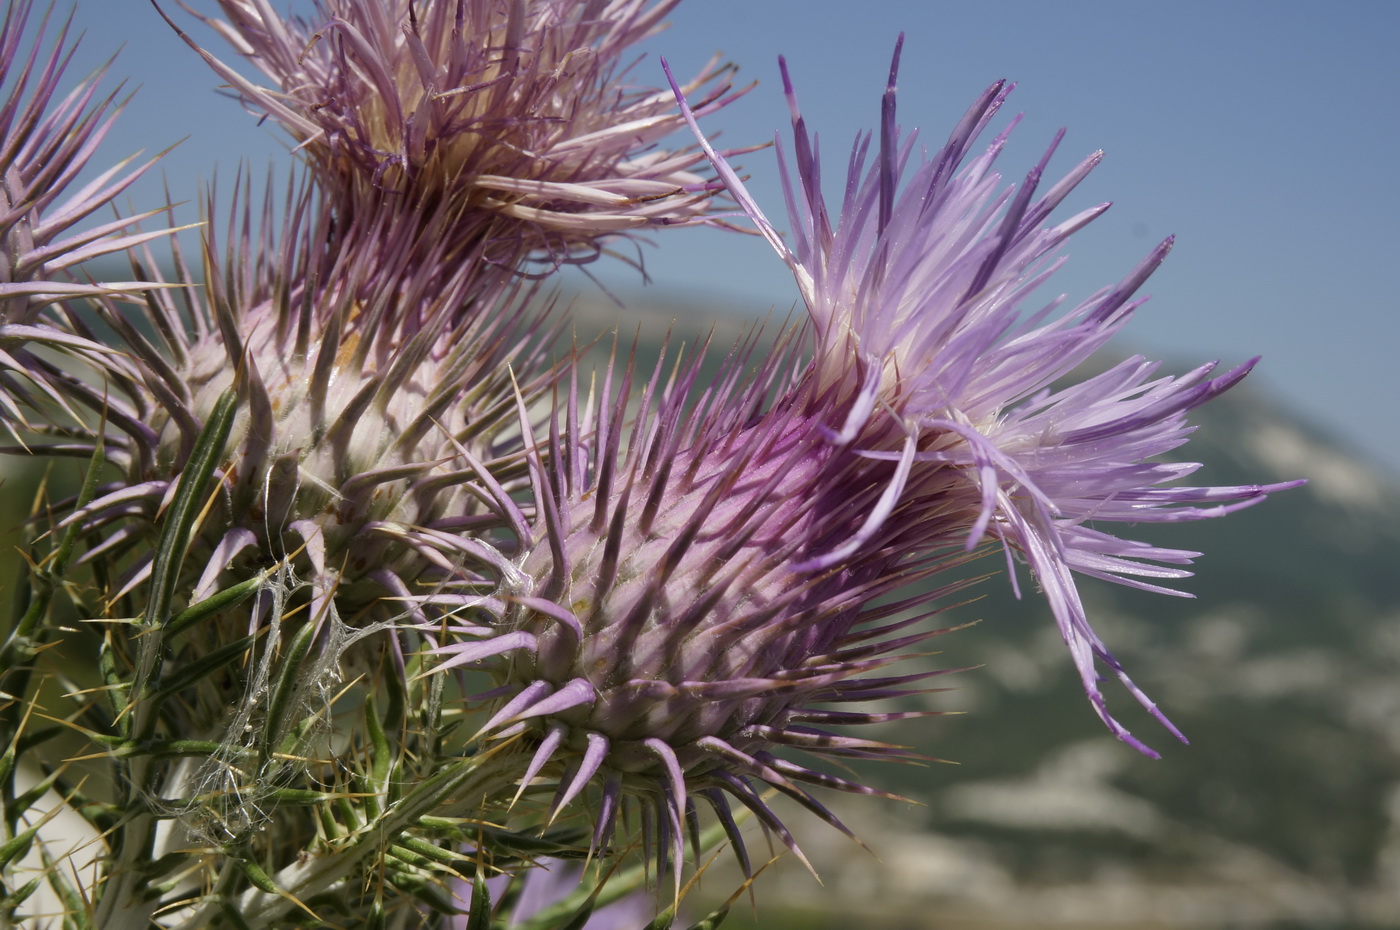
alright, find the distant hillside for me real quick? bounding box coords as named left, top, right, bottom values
left=579, top=290, right=1400, bottom=930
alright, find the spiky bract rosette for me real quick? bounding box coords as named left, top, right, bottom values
left=0, top=0, right=174, bottom=431
left=427, top=328, right=982, bottom=877
left=37, top=177, right=558, bottom=637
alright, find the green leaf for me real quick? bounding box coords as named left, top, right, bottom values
left=360, top=693, right=393, bottom=820
left=13, top=726, right=63, bottom=755
left=557, top=896, right=605, bottom=930
left=260, top=620, right=318, bottom=764
left=684, top=906, right=731, bottom=930
left=166, top=567, right=271, bottom=638
left=336, top=795, right=363, bottom=834
left=394, top=835, right=461, bottom=866
left=100, top=643, right=130, bottom=739
left=147, top=388, right=238, bottom=632
left=387, top=844, right=434, bottom=869
left=109, top=739, right=228, bottom=759
left=129, top=388, right=238, bottom=739
left=262, top=788, right=333, bottom=807
left=149, top=635, right=257, bottom=706
left=34, top=844, right=84, bottom=926
left=465, top=863, right=492, bottom=930
left=236, top=857, right=282, bottom=895
left=317, top=800, right=343, bottom=841
left=0, top=825, right=38, bottom=871
left=10, top=766, right=62, bottom=818
left=366, top=898, right=388, bottom=930
left=0, top=876, right=41, bottom=914
left=475, top=823, right=590, bottom=863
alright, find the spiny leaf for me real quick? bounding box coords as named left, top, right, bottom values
left=684, top=907, right=731, bottom=930
left=128, top=388, right=237, bottom=737
left=166, top=566, right=272, bottom=638
left=360, top=693, right=394, bottom=820
left=0, top=876, right=41, bottom=916
left=0, top=825, right=38, bottom=871
left=465, top=862, right=491, bottom=930
left=149, top=634, right=258, bottom=707
left=259, top=620, right=319, bottom=764
left=147, top=388, right=238, bottom=632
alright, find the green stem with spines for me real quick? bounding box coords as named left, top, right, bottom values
left=170, top=751, right=525, bottom=929
left=93, top=389, right=238, bottom=930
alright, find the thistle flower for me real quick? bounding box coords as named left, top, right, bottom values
left=24, top=175, right=557, bottom=638
left=426, top=41, right=1303, bottom=876
left=163, top=0, right=743, bottom=275
left=430, top=331, right=978, bottom=876
left=669, top=41, right=1305, bottom=754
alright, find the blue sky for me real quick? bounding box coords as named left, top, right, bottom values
left=55, top=0, right=1400, bottom=476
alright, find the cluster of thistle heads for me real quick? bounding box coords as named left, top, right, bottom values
left=0, top=0, right=1301, bottom=926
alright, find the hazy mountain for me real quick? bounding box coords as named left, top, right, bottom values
left=577, top=295, right=1400, bottom=930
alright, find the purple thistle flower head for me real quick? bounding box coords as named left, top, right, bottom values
left=667, top=40, right=1305, bottom=755
left=426, top=39, right=1307, bottom=876
left=163, top=0, right=743, bottom=273
left=4, top=162, right=558, bottom=717
left=431, top=330, right=982, bottom=877
left=88, top=179, right=561, bottom=627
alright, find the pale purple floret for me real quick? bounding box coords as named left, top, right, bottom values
left=448, top=857, right=653, bottom=929
left=667, top=39, right=1303, bottom=756
left=158, top=0, right=746, bottom=273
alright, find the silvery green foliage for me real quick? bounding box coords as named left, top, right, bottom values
left=0, top=2, right=1298, bottom=928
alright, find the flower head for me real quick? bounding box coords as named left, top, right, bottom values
left=59, top=177, right=557, bottom=629
left=670, top=39, right=1304, bottom=754
left=431, top=333, right=976, bottom=875
left=163, top=0, right=743, bottom=274
left=426, top=41, right=1305, bottom=877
